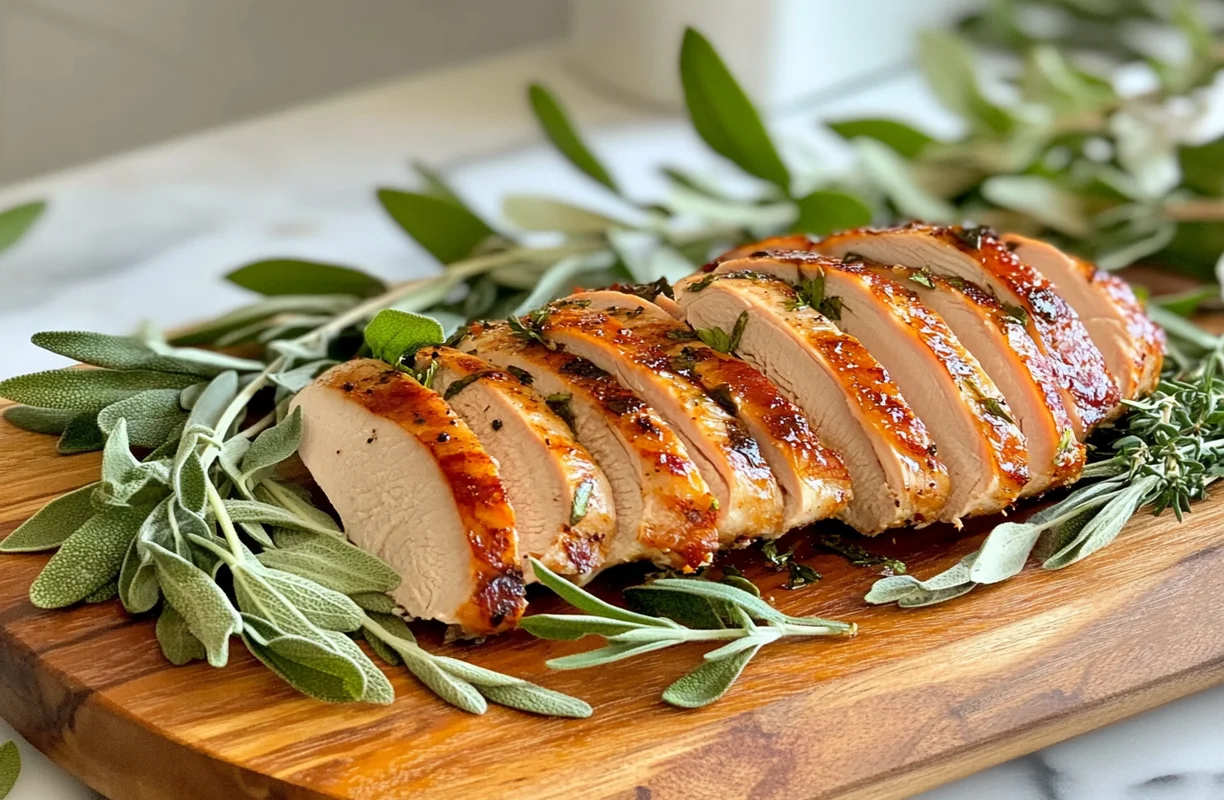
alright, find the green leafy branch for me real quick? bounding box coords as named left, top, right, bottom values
left=521, top=558, right=854, bottom=708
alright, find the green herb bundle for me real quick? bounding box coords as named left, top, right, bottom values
left=0, top=324, right=588, bottom=718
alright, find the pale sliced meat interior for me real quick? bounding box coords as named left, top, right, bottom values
left=292, top=359, right=524, bottom=634
left=872, top=264, right=1084, bottom=497
left=535, top=305, right=785, bottom=544
left=816, top=224, right=1120, bottom=437
left=675, top=272, right=950, bottom=534
left=416, top=345, right=614, bottom=582
left=1004, top=234, right=1164, bottom=399
left=570, top=291, right=852, bottom=530
left=458, top=321, right=719, bottom=570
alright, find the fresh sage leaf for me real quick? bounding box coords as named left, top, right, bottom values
left=227, top=259, right=386, bottom=298
left=257, top=567, right=365, bottom=632
left=29, top=503, right=150, bottom=608
left=0, top=482, right=98, bottom=552
left=528, top=83, right=618, bottom=193
left=662, top=643, right=761, bottom=708
left=826, top=118, right=936, bottom=159
left=0, top=739, right=20, bottom=800
left=918, top=29, right=1013, bottom=135
left=239, top=614, right=367, bottom=704
left=502, top=196, right=625, bottom=234
left=679, top=28, right=791, bottom=192
left=792, top=190, right=873, bottom=236
left=261, top=530, right=401, bottom=594
left=517, top=614, right=646, bottom=641
left=240, top=408, right=302, bottom=481
left=378, top=188, right=496, bottom=265
left=0, top=200, right=45, bottom=254
left=169, top=295, right=357, bottom=347
left=223, top=499, right=341, bottom=537
left=350, top=592, right=398, bottom=615
left=2, top=405, right=76, bottom=435
left=526, top=557, right=674, bottom=628
left=321, top=629, right=395, bottom=705
left=433, top=656, right=591, bottom=718
left=29, top=331, right=263, bottom=377
left=57, top=413, right=105, bottom=454
left=156, top=604, right=208, bottom=665
left=856, top=139, right=959, bottom=222
left=148, top=541, right=242, bottom=666
left=981, top=176, right=1091, bottom=238
left=96, top=389, right=187, bottom=449
left=0, top=369, right=197, bottom=414
left=546, top=640, right=676, bottom=670
left=364, top=308, right=444, bottom=366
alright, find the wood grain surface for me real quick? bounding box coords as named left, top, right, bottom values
left=2, top=401, right=1224, bottom=800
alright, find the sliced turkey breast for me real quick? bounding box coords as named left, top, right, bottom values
left=674, top=271, right=950, bottom=533
left=870, top=264, right=1084, bottom=497
left=529, top=304, right=786, bottom=544
left=570, top=290, right=851, bottom=530
left=292, top=359, right=524, bottom=634
left=814, top=224, right=1121, bottom=437
left=1002, top=234, right=1164, bottom=399
left=414, top=346, right=614, bottom=582
left=713, top=254, right=1028, bottom=521
left=457, top=321, right=719, bottom=570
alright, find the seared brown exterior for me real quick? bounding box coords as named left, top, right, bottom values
left=460, top=321, right=719, bottom=570
left=416, top=346, right=612, bottom=578
left=816, top=224, right=1121, bottom=434
left=319, top=359, right=525, bottom=634
left=535, top=305, right=785, bottom=542
left=588, top=300, right=853, bottom=527
left=879, top=264, right=1085, bottom=493
left=681, top=270, right=949, bottom=528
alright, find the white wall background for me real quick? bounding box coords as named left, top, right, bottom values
left=0, top=0, right=567, bottom=183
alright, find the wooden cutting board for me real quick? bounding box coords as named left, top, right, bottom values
left=2, top=403, right=1224, bottom=800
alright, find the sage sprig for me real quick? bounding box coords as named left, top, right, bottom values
left=520, top=558, right=854, bottom=708
left=0, top=740, right=19, bottom=800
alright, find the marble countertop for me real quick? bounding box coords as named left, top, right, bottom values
left=1, top=42, right=1222, bottom=800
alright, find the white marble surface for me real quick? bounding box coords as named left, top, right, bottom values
left=1, top=42, right=1223, bottom=800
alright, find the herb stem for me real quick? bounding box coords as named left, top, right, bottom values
left=206, top=481, right=245, bottom=560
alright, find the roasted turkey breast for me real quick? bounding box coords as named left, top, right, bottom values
left=712, top=253, right=1028, bottom=521
left=813, top=224, right=1121, bottom=437
left=533, top=304, right=786, bottom=544
left=674, top=271, right=950, bottom=533
left=572, top=290, right=853, bottom=530
left=458, top=321, right=720, bottom=571
left=1002, top=234, right=1164, bottom=399
left=868, top=264, right=1085, bottom=497
left=414, top=346, right=615, bottom=582
left=292, top=359, right=525, bottom=635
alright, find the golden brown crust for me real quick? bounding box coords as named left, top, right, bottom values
left=687, top=270, right=950, bottom=526
left=319, top=359, right=524, bottom=634
left=815, top=224, right=1121, bottom=434
left=535, top=306, right=785, bottom=541
left=592, top=305, right=853, bottom=522
left=461, top=322, right=719, bottom=570
left=830, top=259, right=1030, bottom=500
left=416, top=346, right=611, bottom=578
left=881, top=265, right=1085, bottom=492
left=1059, top=251, right=1166, bottom=398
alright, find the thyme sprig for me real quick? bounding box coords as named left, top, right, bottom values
left=520, top=558, right=854, bottom=708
